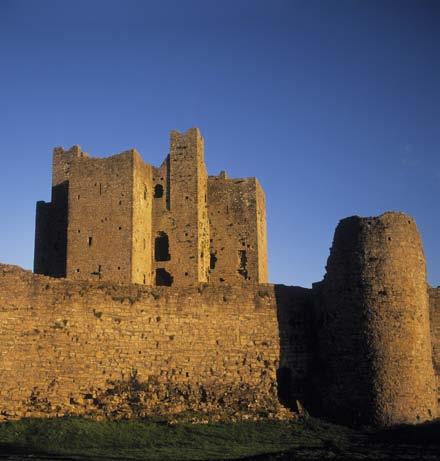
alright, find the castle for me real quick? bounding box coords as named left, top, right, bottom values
left=34, top=128, right=267, bottom=287
left=0, top=128, right=438, bottom=427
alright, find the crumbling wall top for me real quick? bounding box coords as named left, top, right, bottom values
left=53, top=145, right=89, bottom=158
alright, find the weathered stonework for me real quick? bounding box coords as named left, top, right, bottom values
left=429, top=287, right=440, bottom=397
left=34, top=128, right=267, bottom=287
left=0, top=264, right=309, bottom=421
left=208, top=176, right=268, bottom=284
left=314, top=213, right=437, bottom=426
left=5, top=129, right=440, bottom=427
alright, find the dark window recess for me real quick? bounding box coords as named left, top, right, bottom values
left=155, top=232, right=170, bottom=261
left=156, top=268, right=173, bottom=286
left=210, top=252, right=217, bottom=270
left=88, top=237, right=93, bottom=247
left=154, top=184, right=164, bottom=198
left=144, top=187, right=147, bottom=200
left=238, top=250, right=249, bottom=279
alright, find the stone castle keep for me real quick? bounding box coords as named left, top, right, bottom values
left=0, top=128, right=439, bottom=427
left=34, top=128, right=267, bottom=287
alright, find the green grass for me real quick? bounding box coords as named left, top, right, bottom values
left=0, top=416, right=439, bottom=460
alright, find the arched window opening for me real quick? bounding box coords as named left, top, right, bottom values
left=156, top=268, right=173, bottom=286
left=155, top=232, right=170, bottom=261
left=154, top=184, right=164, bottom=198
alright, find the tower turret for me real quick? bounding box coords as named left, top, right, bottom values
left=314, top=212, right=437, bottom=426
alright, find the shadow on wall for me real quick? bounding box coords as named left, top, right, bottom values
left=273, top=284, right=318, bottom=415
left=34, top=181, right=69, bottom=278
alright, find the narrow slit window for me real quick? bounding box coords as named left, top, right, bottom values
left=238, top=250, right=249, bottom=279
left=210, top=252, right=217, bottom=270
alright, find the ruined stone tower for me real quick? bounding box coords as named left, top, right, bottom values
left=25, top=133, right=440, bottom=427
left=314, top=212, right=437, bottom=426
left=34, top=128, right=268, bottom=286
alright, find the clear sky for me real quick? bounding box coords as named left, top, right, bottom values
left=0, top=0, right=439, bottom=287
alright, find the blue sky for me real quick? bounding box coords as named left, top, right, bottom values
left=0, top=0, right=439, bottom=287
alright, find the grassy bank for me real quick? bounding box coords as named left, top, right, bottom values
left=0, top=416, right=439, bottom=460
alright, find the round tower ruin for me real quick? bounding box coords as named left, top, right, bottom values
left=315, top=212, right=437, bottom=426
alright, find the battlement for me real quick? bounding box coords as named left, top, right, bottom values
left=34, top=129, right=268, bottom=286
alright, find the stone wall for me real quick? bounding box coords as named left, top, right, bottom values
left=315, top=212, right=437, bottom=426
left=0, top=264, right=312, bottom=421
left=255, top=180, right=268, bottom=283
left=208, top=176, right=267, bottom=284
left=34, top=129, right=267, bottom=287
left=132, top=153, right=153, bottom=284
left=429, top=287, right=440, bottom=395
left=66, top=151, right=139, bottom=283
left=151, top=129, right=210, bottom=287
left=34, top=200, right=61, bottom=276
left=34, top=145, right=88, bottom=277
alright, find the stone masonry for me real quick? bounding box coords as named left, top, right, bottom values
left=0, top=129, right=439, bottom=427
left=34, top=128, right=267, bottom=287
left=313, top=213, right=437, bottom=426
left=0, top=264, right=309, bottom=421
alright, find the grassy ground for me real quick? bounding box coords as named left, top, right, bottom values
left=0, top=416, right=439, bottom=460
